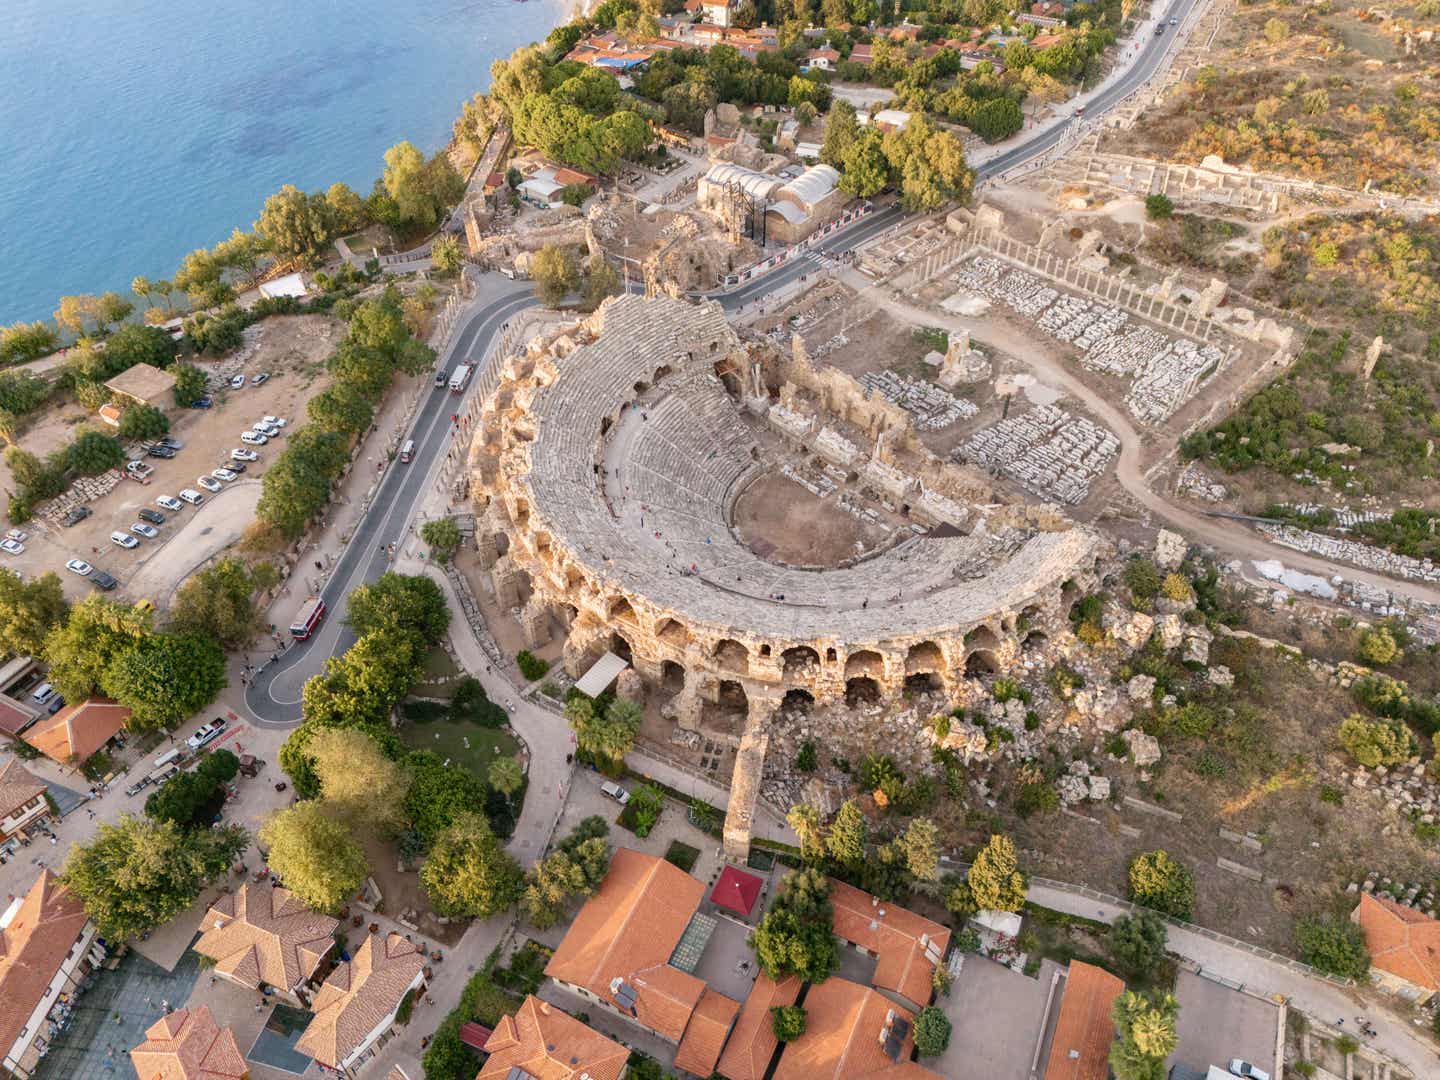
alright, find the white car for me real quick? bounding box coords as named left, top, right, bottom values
left=178, top=488, right=205, bottom=506
left=251, top=422, right=280, bottom=438
left=130, top=522, right=159, bottom=539
left=65, top=559, right=93, bottom=577
left=229, top=374, right=246, bottom=389
left=126, top=460, right=153, bottom=479
left=186, top=717, right=227, bottom=750
left=1229, top=1063, right=1269, bottom=1080
left=196, top=475, right=222, bottom=493
left=211, top=468, right=237, bottom=483
left=156, top=495, right=183, bottom=511
left=239, top=431, right=267, bottom=446
left=250, top=372, right=270, bottom=386
left=0, top=539, right=24, bottom=556
left=231, top=448, right=258, bottom=463
left=5, top=528, right=29, bottom=543
left=109, top=531, right=138, bottom=549
left=261, top=415, right=287, bottom=428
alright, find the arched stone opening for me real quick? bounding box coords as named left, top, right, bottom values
left=656, top=618, right=690, bottom=649
left=1061, top=579, right=1078, bottom=601
left=633, top=380, right=649, bottom=394
left=845, top=676, right=881, bottom=706
left=964, top=625, right=1000, bottom=653
left=964, top=649, right=998, bottom=677
left=1022, top=630, right=1048, bottom=652
left=844, top=649, right=884, bottom=680
left=759, top=644, right=772, bottom=657
left=608, top=597, right=638, bottom=627
left=713, top=638, right=749, bottom=675
left=782, top=688, right=815, bottom=713
left=905, top=672, right=943, bottom=694
left=610, top=633, right=634, bottom=664
left=717, top=679, right=748, bottom=712
left=600, top=416, right=612, bottom=437
left=782, top=646, right=821, bottom=676
left=905, top=641, right=944, bottom=674
left=661, top=660, right=685, bottom=694
left=825, top=647, right=838, bottom=662
left=654, top=364, right=672, bottom=383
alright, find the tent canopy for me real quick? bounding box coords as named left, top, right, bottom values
left=575, top=651, right=629, bottom=697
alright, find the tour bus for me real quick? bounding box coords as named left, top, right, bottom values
left=448, top=364, right=473, bottom=393
left=400, top=439, right=415, bottom=464
left=289, top=596, right=327, bottom=640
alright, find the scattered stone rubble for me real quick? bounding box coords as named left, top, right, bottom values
left=957, top=403, right=1119, bottom=504
left=1349, top=869, right=1437, bottom=919
left=34, top=469, right=124, bottom=523
left=1174, top=462, right=1228, bottom=502
left=1259, top=524, right=1440, bottom=584
left=858, top=370, right=977, bottom=429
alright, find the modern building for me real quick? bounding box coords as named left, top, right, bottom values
left=697, top=162, right=848, bottom=244
left=479, top=995, right=630, bottom=1080
left=1043, top=960, right=1125, bottom=1080
left=103, top=362, right=177, bottom=409
left=828, top=879, right=950, bottom=1012
left=129, top=1005, right=248, bottom=1080
left=0, top=761, right=49, bottom=842
left=1352, top=893, right=1440, bottom=1003
left=0, top=870, right=105, bottom=1080
left=22, top=698, right=131, bottom=767
left=295, top=932, right=426, bottom=1075
left=192, top=882, right=338, bottom=1005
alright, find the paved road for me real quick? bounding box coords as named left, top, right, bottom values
left=244, top=283, right=535, bottom=725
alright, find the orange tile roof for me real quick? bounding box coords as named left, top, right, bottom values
left=297, top=932, right=425, bottom=1068
left=129, top=1005, right=247, bottom=1080
left=827, top=879, right=950, bottom=1009
left=1043, top=961, right=1124, bottom=1080
left=0, top=695, right=40, bottom=737
left=544, top=848, right=708, bottom=1041
left=771, top=978, right=932, bottom=1080
left=193, top=882, right=337, bottom=994
left=23, top=697, right=130, bottom=764
left=1354, top=893, right=1440, bottom=991
left=0, top=871, right=90, bottom=1061
left=675, top=987, right=742, bottom=1076
left=479, top=995, right=630, bottom=1080
left=0, top=760, right=46, bottom=821
left=716, top=974, right=801, bottom=1080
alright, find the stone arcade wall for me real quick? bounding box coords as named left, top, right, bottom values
left=468, top=294, right=1108, bottom=853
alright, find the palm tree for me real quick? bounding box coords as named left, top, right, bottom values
left=130, top=276, right=153, bottom=309
left=786, top=803, right=825, bottom=863
left=488, top=756, right=524, bottom=798
left=152, top=279, right=175, bottom=312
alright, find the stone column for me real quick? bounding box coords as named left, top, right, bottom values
left=519, top=596, right=551, bottom=649
left=490, top=556, right=522, bottom=609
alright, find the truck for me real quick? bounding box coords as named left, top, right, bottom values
left=448, top=364, right=473, bottom=393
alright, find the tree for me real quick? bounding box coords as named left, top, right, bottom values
left=521, top=847, right=596, bottom=930
left=0, top=569, right=67, bottom=658
left=325, top=182, right=368, bottom=233
left=0, top=370, right=50, bottom=416
left=567, top=695, right=641, bottom=768
left=0, top=321, right=58, bottom=364
left=1263, top=17, right=1289, bottom=42
left=169, top=557, right=273, bottom=649
left=770, top=1005, right=806, bottom=1041
left=581, top=260, right=620, bottom=312
left=260, top=802, right=368, bottom=913
left=171, top=363, right=208, bottom=406
left=839, top=128, right=890, bottom=198
left=967, top=833, right=1028, bottom=912
left=913, top=1006, right=952, bottom=1056
left=825, top=799, right=867, bottom=869
left=1357, top=626, right=1401, bottom=666
left=899, top=817, right=940, bottom=881
left=532, top=245, right=580, bottom=307
left=345, top=572, right=450, bottom=645
left=420, top=517, right=462, bottom=563
left=1296, top=916, right=1370, bottom=980
left=1127, top=849, right=1194, bottom=919
left=101, top=323, right=177, bottom=374
left=66, top=429, right=125, bottom=475
left=383, top=142, right=462, bottom=232
left=431, top=235, right=463, bottom=276
left=257, top=184, right=337, bottom=265
left=488, top=756, right=524, bottom=798
left=421, top=812, right=523, bottom=917
left=1109, top=910, right=1168, bottom=978
left=308, top=726, right=412, bottom=833
left=1144, top=194, right=1174, bottom=221
left=61, top=814, right=247, bottom=940
left=750, top=867, right=839, bottom=982
left=308, top=381, right=375, bottom=436
left=787, top=802, right=825, bottom=863
left=103, top=632, right=227, bottom=730
left=117, top=404, right=169, bottom=441
left=145, top=750, right=240, bottom=829
left=1338, top=714, right=1414, bottom=768
left=1111, top=991, right=1178, bottom=1080
left=404, top=750, right=491, bottom=844
left=94, top=291, right=134, bottom=331
left=55, top=295, right=101, bottom=336
left=43, top=595, right=151, bottom=704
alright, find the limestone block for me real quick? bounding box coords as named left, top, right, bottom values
left=1155, top=613, right=1184, bottom=650
left=1105, top=606, right=1154, bottom=650
left=1123, top=729, right=1162, bottom=768
left=1126, top=674, right=1156, bottom=703
left=1207, top=665, right=1234, bottom=688
left=1087, top=775, right=1111, bottom=801
left=1154, top=528, right=1187, bottom=570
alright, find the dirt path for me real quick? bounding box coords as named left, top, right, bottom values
left=864, top=284, right=1440, bottom=606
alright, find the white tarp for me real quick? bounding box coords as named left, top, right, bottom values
left=575, top=651, right=629, bottom=697
left=259, top=272, right=308, bottom=300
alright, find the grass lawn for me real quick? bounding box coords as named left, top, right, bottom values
left=399, top=710, right=519, bottom=777
left=665, top=840, right=700, bottom=873
left=420, top=646, right=466, bottom=695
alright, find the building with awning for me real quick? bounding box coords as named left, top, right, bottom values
left=574, top=651, right=629, bottom=697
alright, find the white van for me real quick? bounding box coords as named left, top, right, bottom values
left=400, top=439, right=415, bottom=464
left=179, top=488, right=205, bottom=506
left=600, top=780, right=631, bottom=805
left=30, top=681, right=54, bottom=704
left=153, top=748, right=182, bottom=770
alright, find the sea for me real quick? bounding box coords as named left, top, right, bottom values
left=0, top=0, right=566, bottom=325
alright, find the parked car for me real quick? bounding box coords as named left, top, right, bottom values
left=130, top=522, right=159, bottom=539
left=211, top=467, right=237, bottom=483
left=126, top=460, right=153, bottom=479
left=146, top=444, right=176, bottom=459
left=239, top=431, right=267, bottom=446
left=137, top=508, right=165, bottom=525
left=187, top=717, right=227, bottom=750
left=229, top=374, right=246, bottom=389
left=159, top=436, right=182, bottom=450
left=91, top=570, right=118, bottom=591
left=110, top=531, right=138, bottom=549
left=0, top=539, right=24, bottom=556
left=251, top=372, right=271, bottom=386
left=1229, top=1063, right=1269, bottom=1080
left=434, top=369, right=447, bottom=387
left=178, top=488, right=205, bottom=506
left=63, top=506, right=92, bottom=527
left=222, top=461, right=246, bottom=474
left=251, top=422, right=280, bottom=437
left=156, top=494, right=183, bottom=511
left=65, top=559, right=93, bottom=577
left=600, top=780, right=631, bottom=805
left=125, top=775, right=154, bottom=797
left=231, top=448, right=259, bottom=462
left=261, top=415, right=287, bottom=428
left=4, top=528, right=27, bottom=543
left=46, top=695, right=65, bottom=715
left=191, top=397, right=213, bottom=409
left=196, top=476, right=222, bottom=493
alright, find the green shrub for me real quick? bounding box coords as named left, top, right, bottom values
left=1145, top=193, right=1174, bottom=220
left=1338, top=713, right=1415, bottom=768
left=1124, top=557, right=1162, bottom=603
left=1296, top=916, right=1370, bottom=980
left=795, top=739, right=817, bottom=772
left=913, top=1006, right=952, bottom=1056
left=770, top=1004, right=806, bottom=1041
left=516, top=650, right=549, bottom=681
left=1357, top=626, right=1401, bottom=666
left=1127, top=850, right=1195, bottom=919
left=1015, top=781, right=1059, bottom=818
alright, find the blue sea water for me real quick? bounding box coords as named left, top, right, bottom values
left=0, top=0, right=563, bottom=324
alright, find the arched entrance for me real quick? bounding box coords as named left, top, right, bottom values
left=964, top=650, right=998, bottom=677
left=781, top=688, right=814, bottom=713
left=610, top=633, right=634, bottom=664
left=782, top=646, right=820, bottom=677
left=844, top=650, right=884, bottom=680
left=661, top=660, right=685, bottom=694
left=845, top=676, right=881, bottom=706
left=905, top=641, right=944, bottom=674
left=713, top=638, right=749, bottom=675
left=717, top=679, right=748, bottom=712
left=905, top=672, right=942, bottom=694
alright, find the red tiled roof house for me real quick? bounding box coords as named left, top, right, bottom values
left=1353, top=893, right=1440, bottom=1004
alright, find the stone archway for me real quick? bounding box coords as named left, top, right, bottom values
left=656, top=618, right=691, bottom=649
left=718, top=679, right=748, bottom=712
left=964, top=625, right=1000, bottom=653
left=844, top=649, right=884, bottom=680
left=1022, top=630, right=1048, bottom=652
left=905, top=641, right=944, bottom=674
left=782, top=688, right=815, bottom=713
left=782, top=645, right=821, bottom=677
left=661, top=660, right=685, bottom=694
left=714, top=638, right=749, bottom=675
left=845, top=676, right=881, bottom=706
left=964, top=650, right=998, bottom=676
left=608, top=596, right=639, bottom=627
left=610, top=633, right=634, bottom=664
left=905, top=672, right=943, bottom=694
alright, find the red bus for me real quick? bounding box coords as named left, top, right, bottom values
left=289, top=596, right=326, bottom=639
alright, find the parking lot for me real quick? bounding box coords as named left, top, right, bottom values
left=937, top=954, right=1060, bottom=1080
left=1167, top=969, right=1281, bottom=1078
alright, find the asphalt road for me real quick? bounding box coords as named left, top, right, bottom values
left=245, top=284, right=535, bottom=726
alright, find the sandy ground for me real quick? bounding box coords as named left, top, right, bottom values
left=732, top=473, right=880, bottom=565
left=3, top=315, right=342, bottom=602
